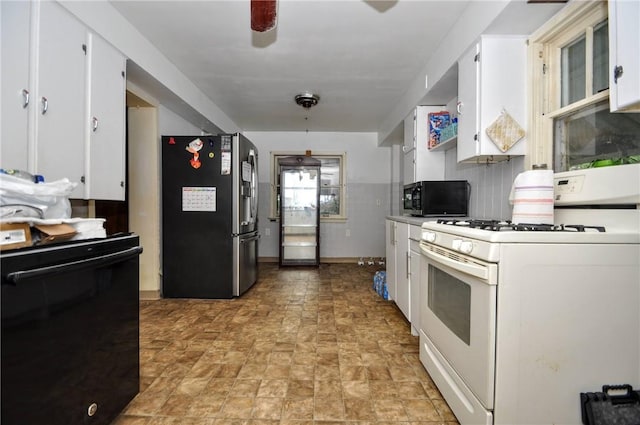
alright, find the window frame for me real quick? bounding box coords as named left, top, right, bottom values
left=269, top=151, right=347, bottom=222
left=527, top=1, right=609, bottom=169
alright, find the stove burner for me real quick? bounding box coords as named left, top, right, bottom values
left=436, top=219, right=606, bottom=233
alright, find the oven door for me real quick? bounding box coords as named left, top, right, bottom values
left=419, top=241, right=497, bottom=418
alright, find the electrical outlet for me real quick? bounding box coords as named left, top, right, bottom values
left=265, top=228, right=270, bottom=236
left=346, top=229, right=351, bottom=237
left=376, top=199, right=381, bottom=206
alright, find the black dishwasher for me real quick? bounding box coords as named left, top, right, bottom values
left=1, top=234, right=142, bottom=425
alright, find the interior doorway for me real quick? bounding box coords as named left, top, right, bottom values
left=94, top=91, right=154, bottom=235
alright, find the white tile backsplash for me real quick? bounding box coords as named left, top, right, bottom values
left=257, top=182, right=390, bottom=258
left=445, top=147, right=524, bottom=219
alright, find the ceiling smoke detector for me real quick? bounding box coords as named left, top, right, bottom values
left=295, top=93, right=320, bottom=109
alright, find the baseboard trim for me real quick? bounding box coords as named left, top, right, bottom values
left=141, top=258, right=380, bottom=299
left=139, top=290, right=161, bottom=300
left=258, top=257, right=364, bottom=264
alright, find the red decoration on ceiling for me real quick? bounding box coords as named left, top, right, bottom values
left=251, top=0, right=277, bottom=32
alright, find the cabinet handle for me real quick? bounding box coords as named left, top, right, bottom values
left=391, top=223, right=396, bottom=245
left=92, top=116, right=99, bottom=132
left=613, top=65, right=624, bottom=84
left=406, top=252, right=411, bottom=279
left=456, top=101, right=463, bottom=115
left=22, top=89, right=29, bottom=108
left=41, top=96, right=48, bottom=115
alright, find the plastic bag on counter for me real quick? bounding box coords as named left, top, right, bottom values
left=0, top=174, right=77, bottom=219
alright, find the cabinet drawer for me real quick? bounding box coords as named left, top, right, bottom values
left=410, top=238, right=421, bottom=253
left=409, top=224, right=422, bottom=241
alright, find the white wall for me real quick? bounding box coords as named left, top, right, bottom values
left=158, top=106, right=204, bottom=136
left=128, top=106, right=159, bottom=296
left=244, top=131, right=392, bottom=260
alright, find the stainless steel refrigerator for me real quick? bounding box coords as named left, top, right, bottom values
left=161, top=133, right=258, bottom=298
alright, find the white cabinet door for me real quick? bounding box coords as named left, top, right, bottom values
left=395, top=221, right=410, bottom=320
left=1, top=1, right=32, bottom=171
left=403, top=106, right=445, bottom=185
left=457, top=36, right=527, bottom=163
left=457, top=43, right=480, bottom=163
left=609, top=0, right=640, bottom=112
left=414, top=106, right=445, bottom=182
left=385, top=219, right=397, bottom=301
left=35, top=1, right=86, bottom=197
left=409, top=224, right=422, bottom=336
left=403, top=111, right=415, bottom=185
left=409, top=246, right=421, bottom=336
left=86, top=33, right=126, bottom=200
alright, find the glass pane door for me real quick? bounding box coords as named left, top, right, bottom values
left=279, top=157, right=321, bottom=266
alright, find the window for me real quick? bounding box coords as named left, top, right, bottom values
left=528, top=1, right=640, bottom=171
left=270, top=152, right=346, bottom=221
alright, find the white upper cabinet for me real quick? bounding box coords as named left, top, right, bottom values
left=1, top=1, right=32, bottom=172
left=608, top=0, right=640, bottom=112
left=0, top=0, right=127, bottom=201
left=403, top=111, right=415, bottom=185
left=85, top=33, right=126, bottom=201
left=457, top=36, right=527, bottom=164
left=403, top=106, right=445, bottom=184
left=35, top=0, right=87, bottom=198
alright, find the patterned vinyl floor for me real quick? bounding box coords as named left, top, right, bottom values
left=113, top=263, right=458, bottom=425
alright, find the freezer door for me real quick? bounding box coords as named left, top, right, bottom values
left=234, top=231, right=259, bottom=296
left=161, top=135, right=234, bottom=299
left=234, top=134, right=258, bottom=235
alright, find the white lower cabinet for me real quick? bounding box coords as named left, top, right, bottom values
left=386, top=219, right=420, bottom=329
left=394, top=221, right=409, bottom=320
left=408, top=225, right=421, bottom=336
left=385, top=219, right=397, bottom=301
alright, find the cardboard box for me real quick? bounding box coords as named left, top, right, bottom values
left=0, top=222, right=32, bottom=251
left=34, top=223, right=77, bottom=245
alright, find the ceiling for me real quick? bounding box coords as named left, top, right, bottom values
left=111, top=0, right=564, bottom=134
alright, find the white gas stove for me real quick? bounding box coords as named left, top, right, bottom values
left=418, top=164, right=640, bottom=425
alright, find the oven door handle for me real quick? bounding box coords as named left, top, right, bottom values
left=5, top=246, right=143, bottom=285
left=420, top=244, right=493, bottom=282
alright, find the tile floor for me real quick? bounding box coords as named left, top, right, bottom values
left=113, top=263, right=459, bottom=425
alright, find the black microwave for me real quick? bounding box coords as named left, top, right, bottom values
left=403, top=180, right=470, bottom=217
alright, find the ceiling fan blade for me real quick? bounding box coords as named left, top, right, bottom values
left=251, top=0, right=277, bottom=32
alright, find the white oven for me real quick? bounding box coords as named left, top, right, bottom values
left=418, top=164, right=640, bottom=425
left=420, top=242, right=497, bottom=415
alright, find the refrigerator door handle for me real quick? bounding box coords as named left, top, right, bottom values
left=248, top=148, right=258, bottom=223
left=239, top=233, right=261, bottom=243
left=5, top=246, right=143, bottom=284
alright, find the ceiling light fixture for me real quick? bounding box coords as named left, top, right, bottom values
left=295, top=93, right=320, bottom=109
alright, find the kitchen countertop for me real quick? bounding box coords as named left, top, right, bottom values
left=386, top=215, right=441, bottom=226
